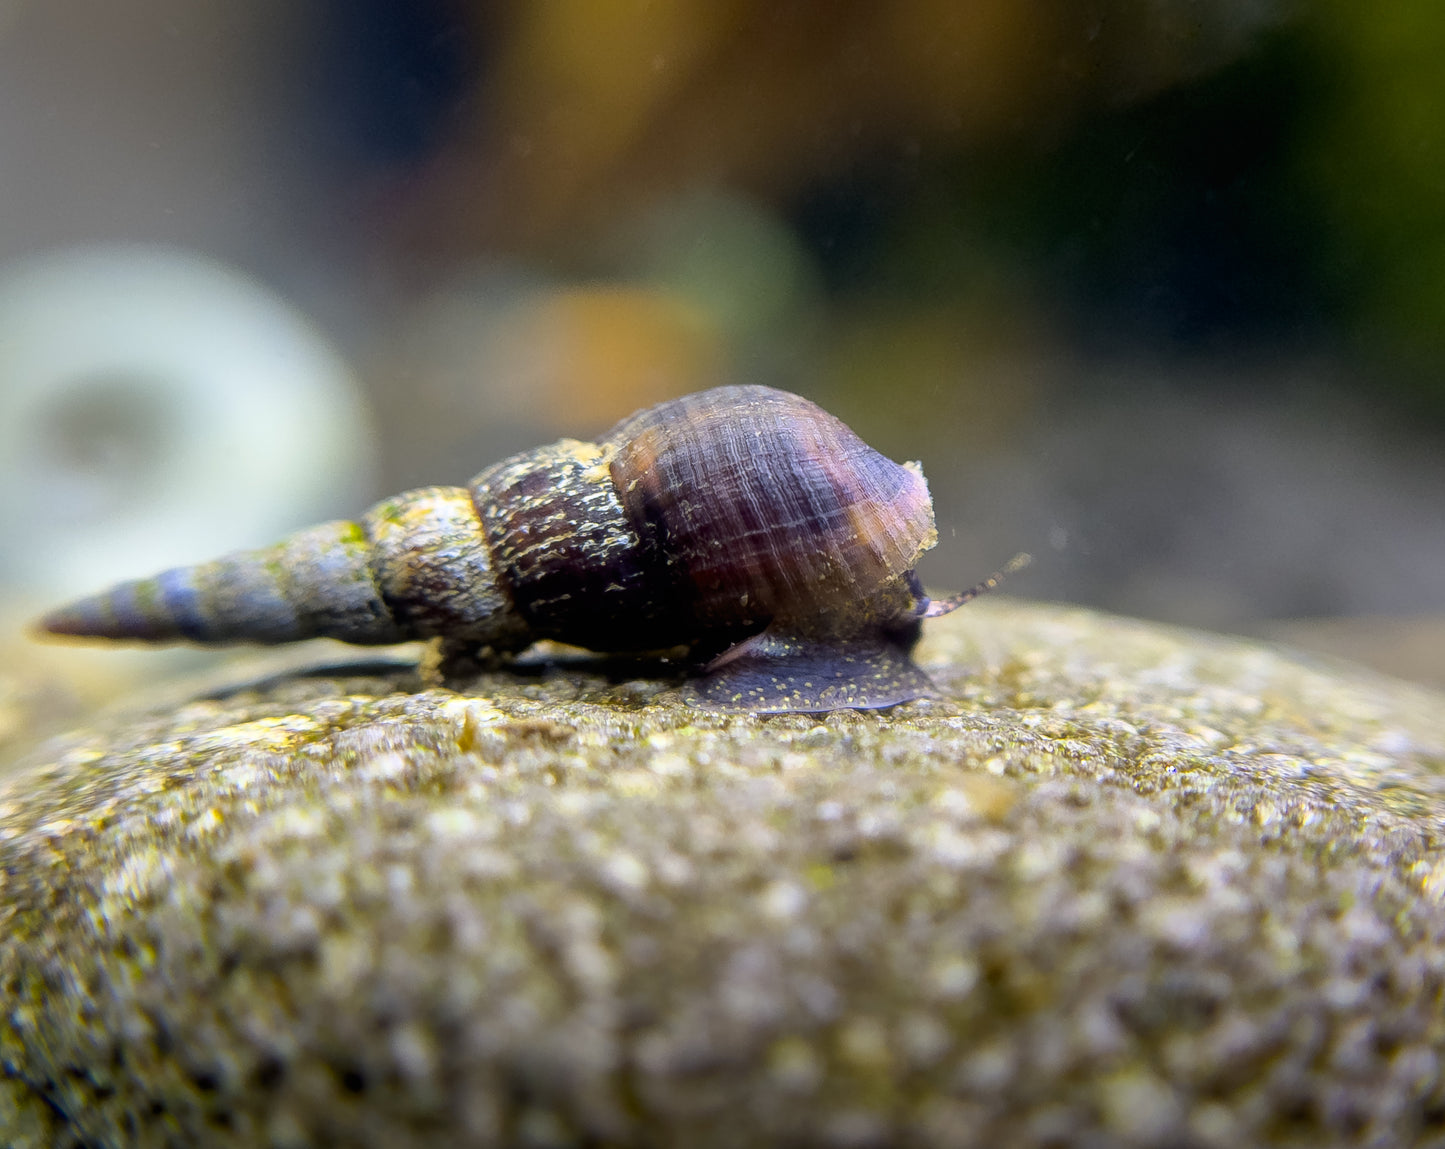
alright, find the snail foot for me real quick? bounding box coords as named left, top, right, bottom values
left=686, top=628, right=936, bottom=714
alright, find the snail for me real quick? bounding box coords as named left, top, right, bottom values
left=36, top=385, right=1006, bottom=712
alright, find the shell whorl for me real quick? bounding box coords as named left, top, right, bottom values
left=605, top=385, right=937, bottom=635
left=363, top=487, right=528, bottom=648
left=37, top=488, right=528, bottom=649
left=466, top=439, right=690, bottom=650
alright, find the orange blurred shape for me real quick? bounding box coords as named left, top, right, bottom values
left=505, top=286, right=723, bottom=429
left=428, top=0, right=1062, bottom=250
left=412, top=1, right=1276, bottom=255
left=878, top=0, right=1050, bottom=132
left=481, top=0, right=744, bottom=246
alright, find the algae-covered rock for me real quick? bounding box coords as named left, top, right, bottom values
left=3, top=600, right=1445, bottom=1148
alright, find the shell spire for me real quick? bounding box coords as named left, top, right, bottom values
left=36, top=487, right=530, bottom=651
left=36, top=522, right=403, bottom=645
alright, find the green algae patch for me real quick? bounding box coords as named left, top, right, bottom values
left=4, top=599, right=1445, bottom=1148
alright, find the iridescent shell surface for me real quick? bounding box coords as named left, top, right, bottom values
left=606, top=386, right=937, bottom=635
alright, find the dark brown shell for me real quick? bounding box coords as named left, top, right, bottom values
left=605, top=386, right=936, bottom=635
left=468, top=439, right=690, bottom=652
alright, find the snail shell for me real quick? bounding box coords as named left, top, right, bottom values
left=37, top=385, right=954, bottom=712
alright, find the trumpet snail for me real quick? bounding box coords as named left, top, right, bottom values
left=37, top=386, right=999, bottom=712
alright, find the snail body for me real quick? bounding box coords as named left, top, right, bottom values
left=38, top=386, right=960, bottom=712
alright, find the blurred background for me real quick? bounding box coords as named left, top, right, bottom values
left=2, top=0, right=1444, bottom=752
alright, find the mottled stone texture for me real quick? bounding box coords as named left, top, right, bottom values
left=3, top=601, right=1445, bottom=1149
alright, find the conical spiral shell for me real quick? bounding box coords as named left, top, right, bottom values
left=36, top=385, right=951, bottom=712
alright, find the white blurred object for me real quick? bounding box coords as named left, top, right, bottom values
left=0, top=245, right=373, bottom=599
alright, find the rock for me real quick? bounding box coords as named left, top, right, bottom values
left=3, top=600, right=1445, bottom=1148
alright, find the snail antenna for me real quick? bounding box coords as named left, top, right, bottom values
left=923, top=552, right=1032, bottom=618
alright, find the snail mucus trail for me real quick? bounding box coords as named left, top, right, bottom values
left=37, top=385, right=1001, bottom=713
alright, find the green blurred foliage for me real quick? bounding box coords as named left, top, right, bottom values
left=783, top=7, right=1445, bottom=417
left=1294, top=2, right=1445, bottom=408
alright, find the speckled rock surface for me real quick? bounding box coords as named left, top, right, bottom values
left=4, top=600, right=1445, bottom=1149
